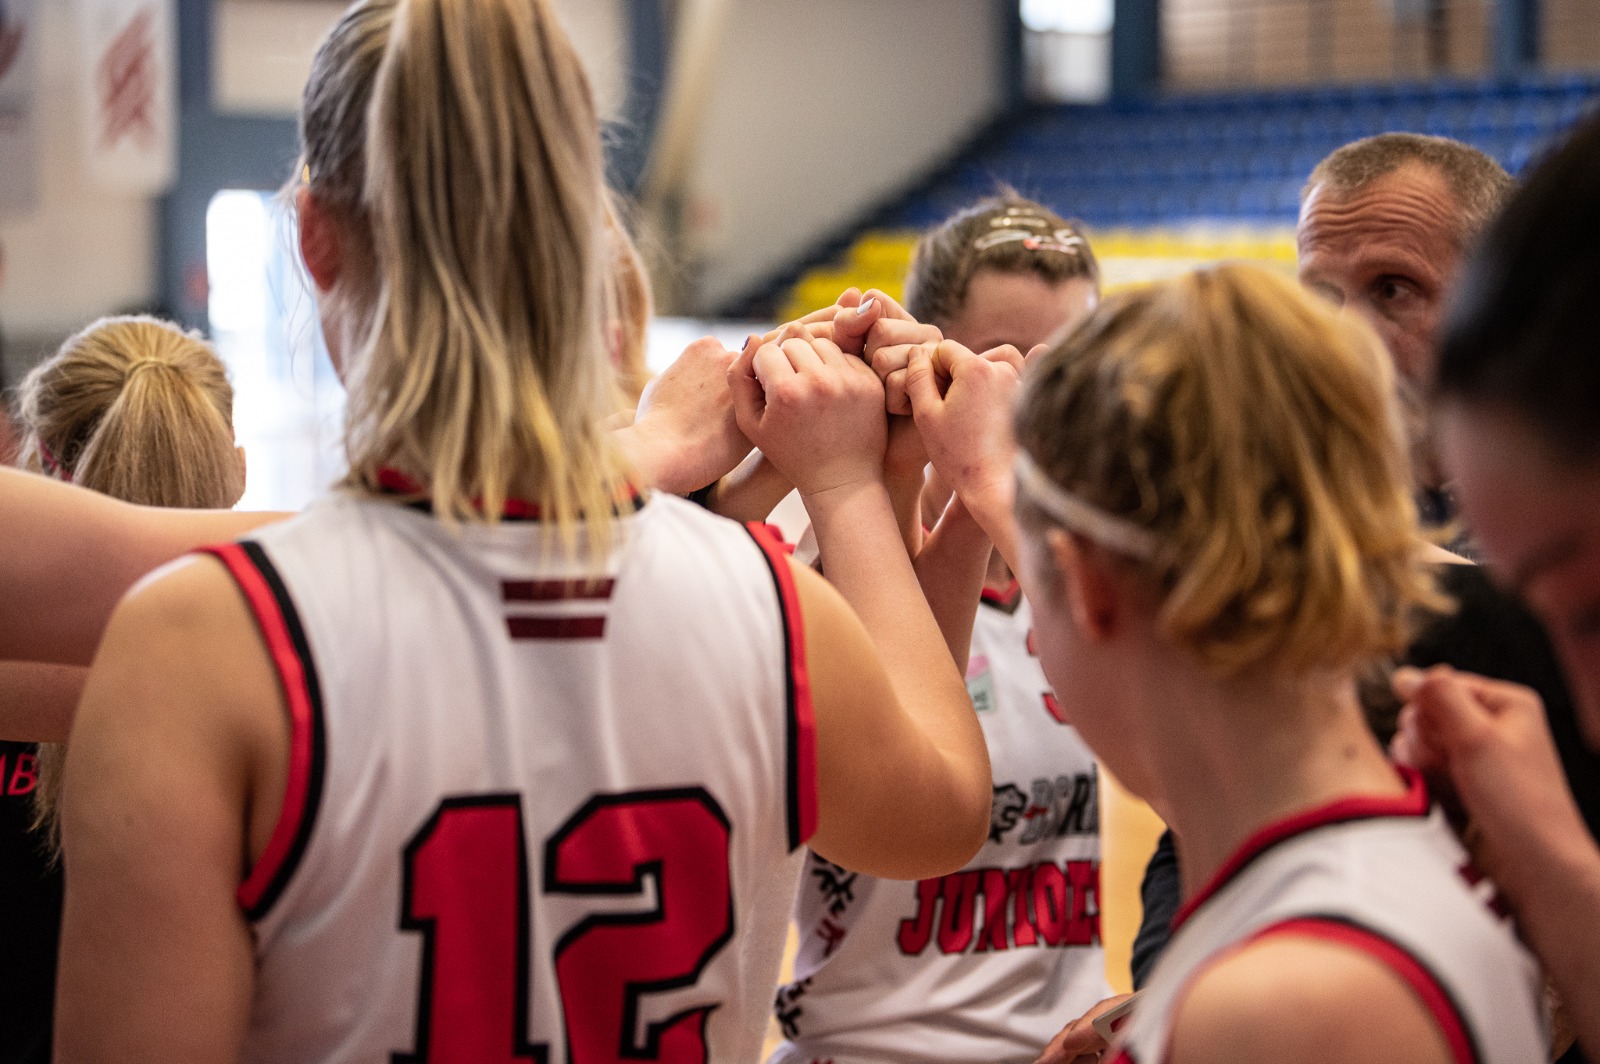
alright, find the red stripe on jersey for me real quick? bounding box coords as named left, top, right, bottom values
left=747, top=521, right=817, bottom=850
left=1249, top=918, right=1480, bottom=1064
left=201, top=543, right=322, bottom=917
left=506, top=616, right=607, bottom=640
left=980, top=579, right=1021, bottom=609
left=501, top=579, right=616, bottom=603
left=1173, top=767, right=1429, bottom=931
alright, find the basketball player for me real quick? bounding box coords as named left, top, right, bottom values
left=1396, top=109, right=1600, bottom=1062
left=0, top=315, right=247, bottom=1064
left=54, top=5, right=988, bottom=1064
left=899, top=264, right=1546, bottom=1064
left=770, top=197, right=1112, bottom=1064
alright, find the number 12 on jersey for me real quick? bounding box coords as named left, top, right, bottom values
left=395, top=788, right=734, bottom=1064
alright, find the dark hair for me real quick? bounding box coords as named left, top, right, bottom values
left=1305, top=133, right=1513, bottom=249
left=904, top=193, right=1099, bottom=327
left=1434, top=112, right=1600, bottom=461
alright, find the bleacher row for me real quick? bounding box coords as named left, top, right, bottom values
left=770, top=73, right=1600, bottom=322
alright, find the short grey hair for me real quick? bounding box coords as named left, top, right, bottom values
left=1303, top=133, right=1515, bottom=247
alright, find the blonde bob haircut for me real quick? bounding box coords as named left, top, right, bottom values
left=1013, top=263, right=1446, bottom=676
left=300, top=0, right=631, bottom=548
left=15, top=314, right=245, bottom=853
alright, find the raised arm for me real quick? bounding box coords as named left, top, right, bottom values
left=913, top=496, right=993, bottom=673
left=730, top=327, right=989, bottom=880
left=1394, top=666, right=1600, bottom=1061
left=904, top=339, right=1025, bottom=575
left=0, top=468, right=285, bottom=665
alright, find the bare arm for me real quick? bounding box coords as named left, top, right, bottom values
left=702, top=450, right=794, bottom=524
left=0, top=662, right=87, bottom=742
left=57, top=557, right=287, bottom=1063
left=731, top=329, right=989, bottom=879
left=0, top=468, right=287, bottom=665
left=913, top=496, right=992, bottom=674
left=904, top=341, right=1025, bottom=575
left=1395, top=667, right=1600, bottom=1060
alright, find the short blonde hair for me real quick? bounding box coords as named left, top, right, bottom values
left=1014, top=264, right=1445, bottom=676
left=15, top=314, right=244, bottom=853
left=300, top=0, right=631, bottom=547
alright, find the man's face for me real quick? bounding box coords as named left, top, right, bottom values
left=1297, top=164, right=1463, bottom=388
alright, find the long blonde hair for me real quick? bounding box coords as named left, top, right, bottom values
left=1014, top=264, right=1446, bottom=676
left=15, top=314, right=244, bottom=851
left=301, top=0, right=631, bottom=546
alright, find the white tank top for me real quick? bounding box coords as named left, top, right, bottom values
left=204, top=489, right=814, bottom=1064
left=770, top=587, right=1112, bottom=1064
left=1109, top=770, right=1547, bottom=1064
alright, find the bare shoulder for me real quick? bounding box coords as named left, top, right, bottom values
left=1167, top=931, right=1456, bottom=1064
left=77, top=553, right=286, bottom=791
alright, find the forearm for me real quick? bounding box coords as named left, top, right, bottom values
left=913, top=496, right=991, bottom=674
left=958, top=481, right=1023, bottom=579
left=0, top=663, right=88, bottom=742
left=805, top=480, right=976, bottom=758
left=704, top=451, right=792, bottom=523
left=0, top=469, right=280, bottom=664
left=1498, top=829, right=1600, bottom=1060
left=886, top=472, right=925, bottom=559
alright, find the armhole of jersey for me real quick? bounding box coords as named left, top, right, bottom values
left=745, top=522, right=817, bottom=851
left=200, top=542, right=328, bottom=921
left=1247, top=917, right=1481, bottom=1064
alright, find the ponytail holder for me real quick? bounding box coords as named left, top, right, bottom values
left=38, top=441, right=72, bottom=483
left=1013, top=451, right=1159, bottom=560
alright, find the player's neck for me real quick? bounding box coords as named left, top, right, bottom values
left=1136, top=666, right=1407, bottom=905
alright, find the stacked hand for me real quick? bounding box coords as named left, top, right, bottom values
left=729, top=324, right=889, bottom=500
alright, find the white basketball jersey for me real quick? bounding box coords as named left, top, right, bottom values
left=1109, top=771, right=1547, bottom=1064
left=203, top=490, right=814, bottom=1064
left=770, top=588, right=1112, bottom=1064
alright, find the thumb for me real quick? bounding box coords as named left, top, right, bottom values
left=1395, top=667, right=1492, bottom=753
left=728, top=338, right=767, bottom=434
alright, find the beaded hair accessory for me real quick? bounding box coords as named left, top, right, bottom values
left=973, top=210, right=1087, bottom=257
left=1014, top=451, right=1159, bottom=560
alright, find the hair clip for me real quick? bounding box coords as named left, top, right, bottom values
left=1014, top=451, right=1159, bottom=560
left=973, top=227, right=1087, bottom=256
left=37, top=441, right=72, bottom=483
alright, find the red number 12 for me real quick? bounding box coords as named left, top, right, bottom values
left=395, top=789, right=733, bottom=1064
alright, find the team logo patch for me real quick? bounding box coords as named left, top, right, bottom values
left=990, top=784, right=1027, bottom=843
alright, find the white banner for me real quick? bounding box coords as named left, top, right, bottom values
left=0, top=0, right=40, bottom=219
left=78, top=0, right=176, bottom=194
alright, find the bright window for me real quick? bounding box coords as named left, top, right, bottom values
left=1022, top=0, right=1114, bottom=36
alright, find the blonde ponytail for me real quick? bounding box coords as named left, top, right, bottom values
left=302, top=0, right=631, bottom=550
left=15, top=314, right=244, bottom=851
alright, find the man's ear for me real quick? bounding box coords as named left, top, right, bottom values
left=1046, top=528, right=1120, bottom=643
left=296, top=185, right=343, bottom=293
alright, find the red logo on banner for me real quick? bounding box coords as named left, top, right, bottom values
left=97, top=7, right=157, bottom=150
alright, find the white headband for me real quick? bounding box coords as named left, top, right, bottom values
left=1013, top=451, right=1161, bottom=561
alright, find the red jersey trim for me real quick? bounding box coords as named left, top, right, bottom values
left=374, top=467, right=644, bottom=520
left=1173, top=766, right=1429, bottom=931
left=201, top=542, right=328, bottom=921
left=1248, top=917, right=1480, bottom=1064
left=980, top=579, right=1022, bottom=610
left=746, top=522, right=818, bottom=851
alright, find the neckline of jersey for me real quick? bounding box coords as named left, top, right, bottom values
left=981, top=579, right=1023, bottom=609
left=1171, top=764, right=1430, bottom=933
left=373, top=467, right=645, bottom=521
